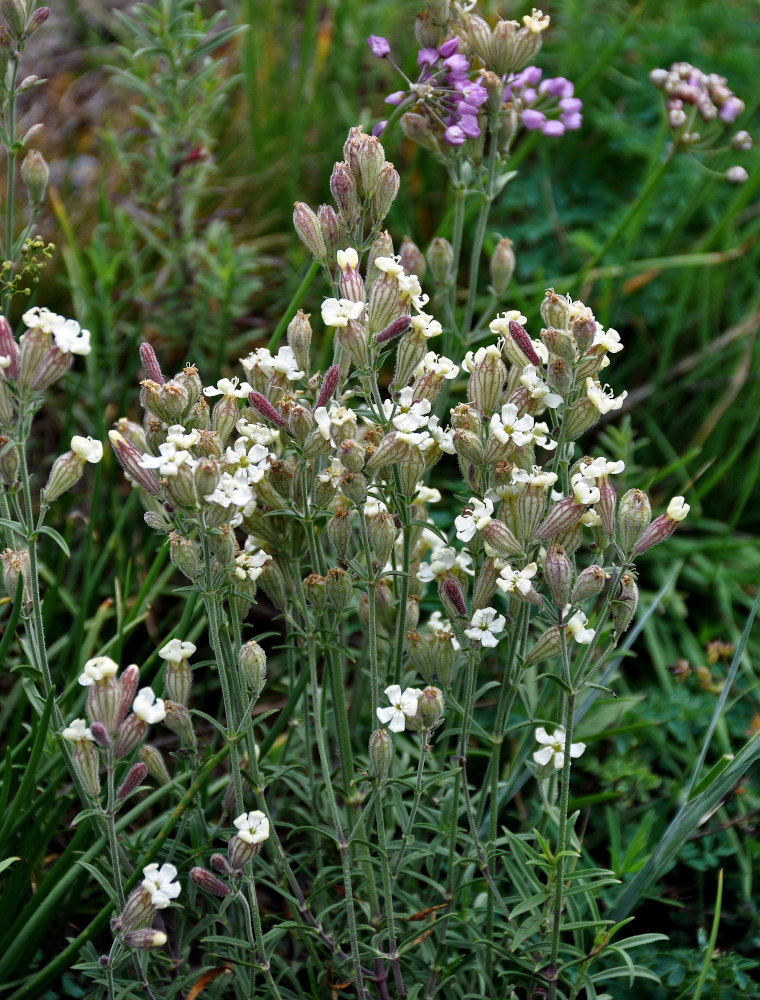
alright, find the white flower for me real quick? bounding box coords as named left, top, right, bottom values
left=363, top=496, right=388, bottom=518
left=667, top=496, right=690, bottom=521
left=585, top=378, right=627, bottom=414
left=489, top=403, right=535, bottom=447
left=62, top=718, right=94, bottom=742
left=427, top=415, right=456, bottom=454
left=417, top=546, right=457, bottom=583
left=0, top=354, right=10, bottom=370
left=385, top=387, right=432, bottom=432
left=570, top=473, right=600, bottom=506
left=496, top=562, right=538, bottom=596
left=236, top=418, right=276, bottom=446
left=234, top=549, right=272, bottom=582
left=376, top=685, right=423, bottom=733
left=268, top=345, right=304, bottom=381
left=465, top=607, right=506, bottom=647
left=566, top=610, right=595, bottom=644
left=141, top=862, right=181, bottom=908
left=415, top=484, right=441, bottom=503
left=133, top=687, right=166, bottom=724
left=592, top=325, right=623, bottom=353
left=203, top=376, right=252, bottom=399
left=579, top=457, right=625, bottom=479
left=139, top=441, right=194, bottom=478
left=533, top=727, right=585, bottom=770
left=71, top=436, right=103, bottom=463
left=240, top=347, right=274, bottom=380
left=23, top=306, right=59, bottom=332
left=321, top=297, right=365, bottom=328
left=233, top=810, right=270, bottom=844
left=511, top=466, right=558, bottom=490
left=520, top=365, right=562, bottom=408
left=580, top=507, right=601, bottom=527
left=523, top=8, right=550, bottom=32
left=414, top=351, right=458, bottom=380
left=337, top=247, right=359, bottom=271
left=166, top=425, right=200, bottom=449
left=488, top=310, right=528, bottom=334
left=455, top=497, right=494, bottom=542
left=374, top=255, right=403, bottom=276
left=397, top=271, right=422, bottom=300
left=205, top=472, right=254, bottom=508
left=78, top=656, right=118, bottom=686
left=158, top=639, right=196, bottom=663
left=52, top=317, right=91, bottom=356
left=462, top=343, right=502, bottom=373
left=428, top=611, right=462, bottom=651
left=409, top=314, right=443, bottom=339
left=317, top=457, right=345, bottom=487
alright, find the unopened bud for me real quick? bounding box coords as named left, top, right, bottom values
left=543, top=546, right=572, bottom=607
left=330, top=161, right=360, bottom=228
left=210, top=853, right=234, bottom=877
left=293, top=202, right=327, bottom=260
left=368, top=727, right=393, bottom=781
left=572, top=564, right=610, bottom=603
left=617, top=489, right=652, bottom=554
left=401, top=112, right=441, bottom=155
left=540, top=290, right=571, bottom=330
left=546, top=357, right=573, bottom=396
left=540, top=327, right=576, bottom=363
left=248, top=390, right=286, bottom=428
left=117, top=762, right=148, bottom=803
left=427, top=237, right=454, bottom=285
left=239, top=640, right=267, bottom=701
left=317, top=204, right=341, bottom=263
left=612, top=572, right=639, bottom=634
left=169, top=531, right=200, bottom=581
left=138, top=343, right=164, bottom=385
left=70, top=740, right=101, bottom=799
left=191, top=867, right=231, bottom=898
left=21, top=150, right=48, bottom=204
left=109, top=431, right=162, bottom=496
left=526, top=626, right=562, bottom=663
left=89, top=722, right=111, bottom=748
left=287, top=311, right=312, bottom=374
left=1, top=0, right=26, bottom=37
left=418, top=686, right=445, bottom=730
left=139, top=744, right=171, bottom=786
left=399, top=237, right=425, bottom=280
left=314, top=364, right=341, bottom=411
left=26, top=6, right=49, bottom=34
left=490, top=238, right=515, bottom=294
left=440, top=575, right=467, bottom=618
left=367, top=509, right=396, bottom=567
left=123, top=929, right=168, bottom=951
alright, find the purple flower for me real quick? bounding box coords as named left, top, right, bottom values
left=540, top=76, right=574, bottom=99
left=444, top=125, right=466, bottom=146
left=456, top=81, right=488, bottom=108
left=372, top=120, right=388, bottom=137
left=417, top=47, right=438, bottom=68
left=458, top=115, right=481, bottom=138
left=438, top=37, right=459, bottom=58
left=559, top=97, right=582, bottom=115
left=368, top=35, right=390, bottom=58
left=522, top=109, right=546, bottom=130
left=561, top=112, right=582, bottom=130
left=541, top=120, right=566, bottom=137
left=442, top=54, right=469, bottom=77
left=385, top=91, right=406, bottom=106
left=719, top=97, right=745, bottom=122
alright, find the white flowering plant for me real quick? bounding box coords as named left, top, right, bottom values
left=3, top=2, right=759, bottom=1000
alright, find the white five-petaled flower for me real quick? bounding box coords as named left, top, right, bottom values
left=374, top=255, right=403, bottom=276
left=488, top=310, right=528, bottom=335
left=461, top=343, right=502, bottom=373
left=321, top=297, right=365, bottom=328
left=489, top=403, right=535, bottom=447
left=570, top=473, right=601, bottom=506
left=376, top=685, right=423, bottom=733
left=455, top=496, right=494, bottom=542
left=533, top=727, right=585, bottom=770
left=414, top=351, right=458, bottom=380
left=417, top=546, right=458, bottom=583
left=233, top=810, right=270, bottom=845
left=141, top=862, right=181, bottom=908
left=133, top=687, right=166, bottom=724
left=409, top=312, right=443, bottom=339
left=384, top=387, right=432, bottom=432
left=579, top=456, right=625, bottom=479
left=203, top=376, right=252, bottom=399
left=78, top=655, right=118, bottom=686
left=166, top=425, right=200, bottom=449
left=62, top=718, right=94, bottom=742
left=523, top=8, right=551, bottom=32
left=585, top=377, right=627, bottom=414
left=667, top=496, right=690, bottom=521
left=22, top=306, right=59, bottom=333
left=427, top=415, right=456, bottom=454
left=234, top=548, right=272, bottom=582
left=465, top=607, right=506, bottom=647
left=139, top=441, right=194, bottom=478
left=511, top=465, right=558, bottom=490
left=520, top=365, right=562, bottom=408
left=565, top=609, right=595, bottom=644
left=71, top=436, right=103, bottom=464
left=158, top=639, right=197, bottom=663
left=496, top=562, right=538, bottom=596
left=415, top=484, right=442, bottom=504
left=592, top=325, right=623, bottom=353
left=205, top=472, right=254, bottom=508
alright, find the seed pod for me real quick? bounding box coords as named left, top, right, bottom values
left=427, top=237, right=454, bottom=285
left=540, top=326, right=576, bottom=362
left=70, top=740, right=101, bottom=799
left=418, top=686, right=445, bottom=730
left=287, top=310, right=312, bottom=374
left=490, top=237, right=515, bottom=295
left=480, top=518, right=522, bottom=557
left=330, top=161, right=360, bottom=229
left=526, top=626, right=562, bottom=663
left=293, top=202, right=327, bottom=260
left=169, top=531, right=200, bottom=581
left=617, top=489, right=652, bottom=554
left=326, top=566, right=352, bottom=613
left=540, top=290, right=572, bottom=330
left=372, top=163, right=400, bottom=224
left=303, top=573, right=327, bottom=613
left=546, top=357, right=573, bottom=396
left=239, top=640, right=267, bottom=701
left=327, top=507, right=351, bottom=561
left=572, top=564, right=610, bottom=603
left=562, top=398, right=600, bottom=441
left=109, top=431, right=162, bottom=496
left=537, top=496, right=586, bottom=541
left=543, top=545, right=572, bottom=607
left=612, top=572, right=639, bottom=634
left=163, top=701, right=196, bottom=749
left=139, top=744, right=171, bottom=786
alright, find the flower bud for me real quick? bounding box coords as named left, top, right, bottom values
left=248, top=390, right=286, bottom=428
left=453, top=428, right=483, bottom=466
left=372, top=162, right=400, bottom=224
left=340, top=470, right=367, bottom=506
left=526, top=626, right=562, bottom=663
left=399, top=237, right=425, bottom=280
left=540, top=290, right=571, bottom=330
left=163, top=701, right=197, bottom=749
left=490, top=238, right=515, bottom=295
left=367, top=509, right=396, bottom=568
left=415, top=8, right=445, bottom=47
left=109, top=431, right=162, bottom=496
left=439, top=575, right=467, bottom=619
left=26, top=6, right=49, bottom=35
left=123, top=929, right=168, bottom=951
left=465, top=13, right=493, bottom=65
left=293, top=202, right=327, bottom=260
left=138, top=342, right=164, bottom=384
left=633, top=498, right=689, bottom=555
left=344, top=126, right=386, bottom=199
left=21, top=150, right=48, bottom=204
left=418, top=686, right=445, bottom=730
left=330, top=161, right=360, bottom=229
left=427, top=237, right=454, bottom=285
left=339, top=438, right=365, bottom=473
left=174, top=364, right=203, bottom=409
left=239, top=640, right=267, bottom=701
left=1, top=547, right=31, bottom=609
left=617, top=489, right=652, bottom=554
left=368, top=728, right=393, bottom=781
left=543, top=546, right=572, bottom=607
left=612, top=572, right=639, bottom=634
left=596, top=476, right=617, bottom=537
left=1, top=0, right=26, bottom=37
left=286, top=310, right=312, bottom=375
left=211, top=853, right=234, bottom=877
left=317, top=203, right=341, bottom=264
left=540, top=327, right=576, bottom=363
left=139, top=744, right=171, bottom=786
left=191, top=867, right=231, bottom=898
left=113, top=715, right=148, bottom=759
left=117, top=762, right=148, bottom=803
left=70, top=739, right=101, bottom=799
left=325, top=566, right=352, bottom=613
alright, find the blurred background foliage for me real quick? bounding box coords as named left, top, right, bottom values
left=1, top=0, right=759, bottom=995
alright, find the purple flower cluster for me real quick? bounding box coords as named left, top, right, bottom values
left=649, top=62, right=745, bottom=128
left=505, top=66, right=582, bottom=137
left=368, top=35, right=487, bottom=147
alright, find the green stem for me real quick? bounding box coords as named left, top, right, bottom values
left=375, top=789, right=405, bottom=997
left=239, top=881, right=284, bottom=1000
left=105, top=753, right=126, bottom=910
left=392, top=489, right=411, bottom=686
left=461, top=124, right=500, bottom=338
left=391, top=732, right=427, bottom=882
left=360, top=512, right=380, bottom=721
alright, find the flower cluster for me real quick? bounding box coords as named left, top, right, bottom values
left=505, top=66, right=582, bottom=137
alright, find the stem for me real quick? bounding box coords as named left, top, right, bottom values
left=375, top=789, right=405, bottom=997
left=461, top=124, right=500, bottom=338
left=391, top=488, right=411, bottom=686
left=360, top=514, right=380, bottom=722
left=548, top=623, right=577, bottom=998
left=4, top=54, right=20, bottom=296
left=105, top=753, right=126, bottom=910
left=239, top=881, right=284, bottom=1000
left=391, top=732, right=427, bottom=882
